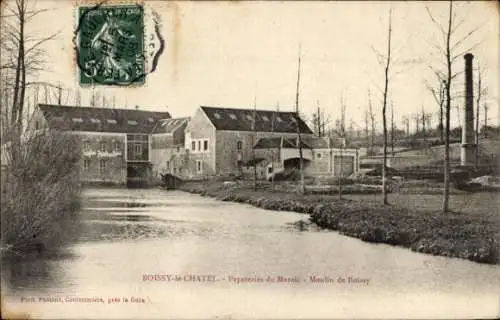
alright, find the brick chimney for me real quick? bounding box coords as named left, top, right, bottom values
left=461, top=53, right=476, bottom=166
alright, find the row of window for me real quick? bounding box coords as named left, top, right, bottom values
left=213, top=112, right=295, bottom=124
left=127, top=134, right=149, bottom=142
left=72, top=118, right=142, bottom=125
left=84, top=141, right=122, bottom=152
left=83, top=159, right=108, bottom=173
left=84, top=140, right=143, bottom=157
left=166, top=160, right=203, bottom=174
left=190, top=139, right=209, bottom=152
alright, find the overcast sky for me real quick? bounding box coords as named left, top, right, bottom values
left=25, top=0, right=500, bottom=132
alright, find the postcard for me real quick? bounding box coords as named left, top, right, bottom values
left=1, top=0, right=499, bottom=319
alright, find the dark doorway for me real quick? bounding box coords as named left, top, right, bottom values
left=127, top=162, right=152, bottom=188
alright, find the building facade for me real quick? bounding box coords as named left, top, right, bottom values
left=37, top=104, right=359, bottom=185
left=150, top=117, right=190, bottom=179
left=179, top=106, right=359, bottom=180
left=37, top=104, right=171, bottom=185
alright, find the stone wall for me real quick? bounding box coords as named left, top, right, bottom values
left=305, top=149, right=331, bottom=174
left=150, top=144, right=187, bottom=178
left=215, top=131, right=307, bottom=175
left=76, top=132, right=126, bottom=184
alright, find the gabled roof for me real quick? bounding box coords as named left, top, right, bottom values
left=152, top=117, right=190, bottom=134
left=254, top=136, right=313, bottom=149
left=254, top=135, right=350, bottom=150
left=38, top=104, right=171, bottom=134
left=254, top=137, right=282, bottom=149
left=302, top=136, right=329, bottom=149
left=200, top=106, right=313, bottom=134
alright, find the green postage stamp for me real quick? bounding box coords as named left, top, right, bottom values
left=75, top=4, right=163, bottom=86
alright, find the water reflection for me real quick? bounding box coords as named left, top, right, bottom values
left=2, top=188, right=499, bottom=319
left=2, top=250, right=77, bottom=294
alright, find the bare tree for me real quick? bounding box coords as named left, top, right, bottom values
left=1, top=0, right=59, bottom=132
left=475, top=62, right=487, bottom=164
left=101, top=91, right=107, bottom=108
left=348, top=118, right=354, bottom=138
left=425, top=75, right=446, bottom=143
left=312, top=102, right=321, bottom=137
left=294, top=46, right=305, bottom=194
left=312, top=101, right=332, bottom=138
left=252, top=95, right=257, bottom=191
left=413, top=113, right=420, bottom=135
left=90, top=83, right=97, bottom=107
left=426, top=0, right=483, bottom=213
left=402, top=115, right=410, bottom=138
left=420, top=104, right=433, bottom=144
left=367, top=89, right=376, bottom=151
left=363, top=109, right=369, bottom=144
left=483, top=102, right=488, bottom=138
left=1, top=74, right=12, bottom=140
left=390, top=100, right=395, bottom=155
left=75, top=88, right=82, bottom=106
left=337, top=92, right=347, bottom=199
left=380, top=8, right=393, bottom=205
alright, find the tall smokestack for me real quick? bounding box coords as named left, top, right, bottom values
left=461, top=53, right=476, bottom=166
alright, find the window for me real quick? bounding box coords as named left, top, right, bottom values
left=276, top=116, right=283, bottom=122
left=84, top=159, right=91, bottom=172
left=268, top=167, right=273, bottom=174
left=114, top=141, right=120, bottom=151
left=237, top=140, right=242, bottom=150
left=246, top=114, right=253, bottom=121
left=72, top=117, right=83, bottom=123
left=148, top=117, right=154, bottom=123
left=107, top=119, right=117, bottom=124
left=100, top=141, right=106, bottom=152
left=84, top=141, right=91, bottom=151
left=229, top=114, right=237, bottom=120
left=166, top=161, right=170, bottom=171
left=99, top=159, right=107, bottom=173
left=262, top=116, right=269, bottom=122
left=127, top=120, right=138, bottom=125
left=191, top=141, right=196, bottom=151
left=203, top=140, right=208, bottom=151
left=35, top=121, right=40, bottom=130
left=290, top=116, right=297, bottom=123
left=134, top=144, right=142, bottom=156
left=316, top=153, right=322, bottom=159
left=173, top=167, right=177, bottom=174
left=196, top=160, right=202, bottom=173
left=214, top=113, right=221, bottom=119
left=90, top=118, right=101, bottom=124
left=197, top=140, right=201, bottom=151
left=176, top=146, right=180, bottom=153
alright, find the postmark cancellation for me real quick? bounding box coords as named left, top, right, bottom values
left=74, top=1, right=164, bottom=86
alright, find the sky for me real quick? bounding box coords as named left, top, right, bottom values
left=13, top=0, right=500, bottom=132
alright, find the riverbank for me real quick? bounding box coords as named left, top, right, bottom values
left=179, top=181, right=500, bottom=265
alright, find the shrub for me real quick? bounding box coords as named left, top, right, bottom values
left=1, top=130, right=83, bottom=255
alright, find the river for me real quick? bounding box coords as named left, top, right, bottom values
left=2, top=188, right=499, bottom=319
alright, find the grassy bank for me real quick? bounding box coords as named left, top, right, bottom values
left=1, top=131, right=83, bottom=257
left=179, top=180, right=500, bottom=265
